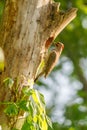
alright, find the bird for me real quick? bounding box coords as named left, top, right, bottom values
left=34, top=42, right=64, bottom=82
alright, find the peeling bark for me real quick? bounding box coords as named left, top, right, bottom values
left=0, top=0, right=77, bottom=129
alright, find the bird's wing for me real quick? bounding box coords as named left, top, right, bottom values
left=44, top=50, right=57, bottom=77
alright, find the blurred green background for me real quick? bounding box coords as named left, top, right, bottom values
left=0, top=0, right=87, bottom=130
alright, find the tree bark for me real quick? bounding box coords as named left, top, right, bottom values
left=0, top=0, right=77, bottom=129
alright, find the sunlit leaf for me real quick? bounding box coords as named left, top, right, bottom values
left=38, top=91, right=46, bottom=107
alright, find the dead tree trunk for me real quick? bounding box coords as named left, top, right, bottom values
left=0, top=0, right=77, bottom=129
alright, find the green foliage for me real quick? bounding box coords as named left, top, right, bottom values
left=4, top=103, right=18, bottom=116
left=2, top=77, right=52, bottom=130
left=22, top=89, right=52, bottom=130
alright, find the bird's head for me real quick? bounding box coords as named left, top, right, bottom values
left=55, top=42, right=64, bottom=51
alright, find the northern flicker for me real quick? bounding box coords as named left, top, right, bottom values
left=34, top=42, right=64, bottom=81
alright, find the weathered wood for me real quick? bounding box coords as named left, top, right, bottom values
left=0, top=0, right=77, bottom=129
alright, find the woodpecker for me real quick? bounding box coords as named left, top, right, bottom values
left=34, top=42, right=64, bottom=81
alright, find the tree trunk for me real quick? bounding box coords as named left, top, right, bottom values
left=0, top=0, right=77, bottom=129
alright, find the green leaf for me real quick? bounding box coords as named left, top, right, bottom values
left=22, top=120, right=36, bottom=130
left=28, top=101, right=34, bottom=115
left=22, top=87, right=32, bottom=96
left=4, top=103, right=18, bottom=116
left=32, top=90, right=40, bottom=104
left=37, top=115, right=48, bottom=130
left=38, top=91, right=46, bottom=107
left=3, top=77, right=14, bottom=89
left=27, top=115, right=33, bottom=124
left=18, top=100, right=29, bottom=111
left=22, top=121, right=30, bottom=130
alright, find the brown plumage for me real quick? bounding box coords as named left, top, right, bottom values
left=44, top=42, right=64, bottom=77
left=34, top=42, right=64, bottom=81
